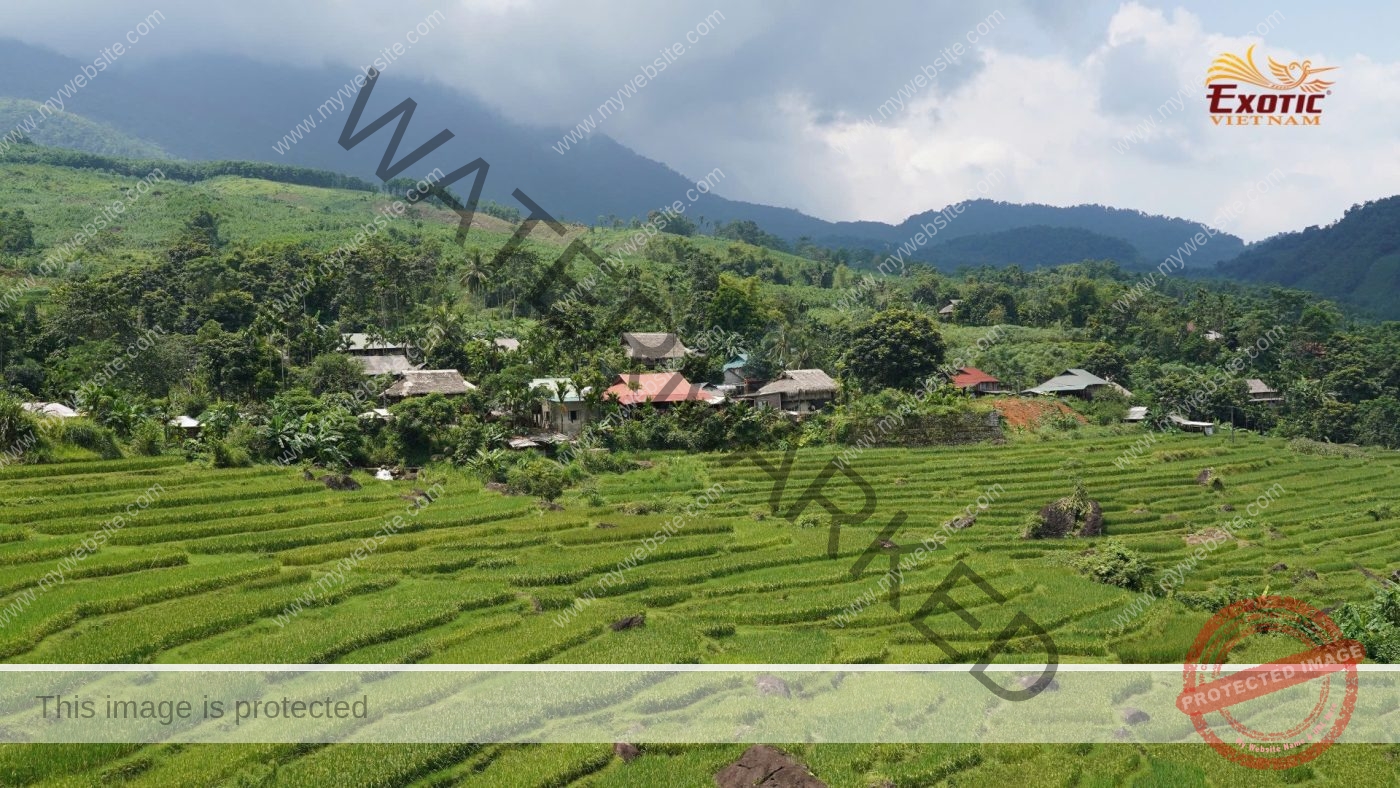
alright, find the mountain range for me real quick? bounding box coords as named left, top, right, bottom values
left=0, top=39, right=1392, bottom=315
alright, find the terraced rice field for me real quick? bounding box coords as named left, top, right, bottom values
left=2, top=432, right=1399, bottom=785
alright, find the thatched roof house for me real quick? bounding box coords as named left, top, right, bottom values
left=621, top=332, right=690, bottom=365
left=1247, top=378, right=1282, bottom=403
left=750, top=369, right=839, bottom=414
left=355, top=354, right=418, bottom=376
left=383, top=370, right=475, bottom=400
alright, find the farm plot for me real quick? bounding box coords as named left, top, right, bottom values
left=2, top=432, right=1398, bottom=785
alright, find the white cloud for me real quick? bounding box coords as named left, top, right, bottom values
left=771, top=3, right=1400, bottom=241
left=0, top=1, right=1394, bottom=240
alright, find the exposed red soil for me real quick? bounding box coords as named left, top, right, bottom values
left=992, top=397, right=1087, bottom=429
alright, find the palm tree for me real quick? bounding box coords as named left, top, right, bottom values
left=460, top=249, right=492, bottom=301
left=764, top=323, right=794, bottom=371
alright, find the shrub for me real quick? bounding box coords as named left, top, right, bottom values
left=1069, top=539, right=1153, bottom=591
left=130, top=418, right=166, bottom=456
left=389, top=394, right=460, bottom=463
left=206, top=438, right=252, bottom=468
left=1287, top=438, right=1369, bottom=459
left=1174, top=584, right=1251, bottom=612
left=0, top=394, right=45, bottom=461
left=464, top=448, right=513, bottom=484
left=506, top=457, right=567, bottom=501
left=578, top=478, right=605, bottom=507
left=446, top=415, right=488, bottom=464
left=1335, top=585, right=1400, bottom=663
left=58, top=418, right=123, bottom=459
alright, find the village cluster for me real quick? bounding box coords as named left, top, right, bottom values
left=15, top=325, right=1287, bottom=448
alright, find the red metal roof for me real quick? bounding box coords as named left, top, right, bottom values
left=951, top=367, right=1000, bottom=389
left=604, top=372, right=707, bottom=405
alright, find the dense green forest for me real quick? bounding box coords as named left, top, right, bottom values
left=1217, top=196, right=1400, bottom=319
left=1, top=150, right=1398, bottom=483
left=913, top=225, right=1142, bottom=269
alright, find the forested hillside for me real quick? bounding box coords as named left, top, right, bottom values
left=913, top=225, right=1142, bottom=270
left=1, top=150, right=1396, bottom=472
left=0, top=98, right=168, bottom=158
left=1217, top=196, right=1400, bottom=319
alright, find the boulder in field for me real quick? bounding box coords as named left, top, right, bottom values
left=610, top=614, right=645, bottom=631
left=1122, top=707, right=1151, bottom=725
left=945, top=513, right=976, bottom=530
left=715, top=745, right=826, bottom=788
left=755, top=674, right=791, bottom=698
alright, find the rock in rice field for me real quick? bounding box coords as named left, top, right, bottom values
left=715, top=745, right=826, bottom=788
left=610, top=613, right=645, bottom=631
left=1122, top=707, right=1151, bottom=725
left=755, top=674, right=791, bottom=697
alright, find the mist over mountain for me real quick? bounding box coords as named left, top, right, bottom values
left=0, top=39, right=1242, bottom=270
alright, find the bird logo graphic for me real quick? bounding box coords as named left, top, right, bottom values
left=1206, top=45, right=1337, bottom=93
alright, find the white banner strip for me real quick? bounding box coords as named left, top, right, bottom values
left=0, top=667, right=1394, bottom=744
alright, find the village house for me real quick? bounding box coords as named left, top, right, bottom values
left=722, top=353, right=752, bottom=386
left=1247, top=378, right=1283, bottom=404
left=167, top=414, right=202, bottom=438
left=1124, top=406, right=1149, bottom=423
left=382, top=369, right=475, bottom=401
left=721, top=352, right=767, bottom=395
left=342, top=332, right=418, bottom=377
left=342, top=332, right=409, bottom=355
left=950, top=367, right=1009, bottom=396
left=1169, top=414, right=1215, bottom=434
left=621, top=332, right=691, bottom=367
left=1024, top=369, right=1131, bottom=400
left=938, top=299, right=962, bottom=320
left=493, top=337, right=520, bottom=353
left=354, top=354, right=418, bottom=377
left=603, top=372, right=708, bottom=408
left=748, top=369, right=839, bottom=414
left=529, top=377, right=593, bottom=436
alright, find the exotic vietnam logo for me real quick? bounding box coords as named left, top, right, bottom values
left=1206, top=45, right=1336, bottom=126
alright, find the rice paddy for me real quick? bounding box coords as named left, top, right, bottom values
left=3, top=431, right=1399, bottom=785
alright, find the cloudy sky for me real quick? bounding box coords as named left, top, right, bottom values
left=3, top=0, right=1397, bottom=240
